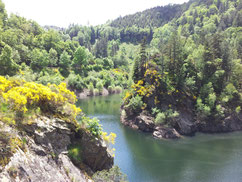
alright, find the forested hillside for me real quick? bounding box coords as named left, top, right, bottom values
left=0, top=0, right=241, bottom=135
left=122, top=0, right=242, bottom=137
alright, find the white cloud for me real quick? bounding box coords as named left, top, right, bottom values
left=3, top=0, right=189, bottom=27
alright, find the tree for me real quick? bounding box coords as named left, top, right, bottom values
left=48, top=48, right=58, bottom=67
left=59, top=51, right=71, bottom=77
left=132, top=38, right=147, bottom=83
left=30, top=48, right=49, bottom=72
left=0, top=45, right=19, bottom=76
left=72, top=46, right=90, bottom=75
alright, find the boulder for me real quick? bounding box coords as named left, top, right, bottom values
left=153, top=126, right=181, bottom=139
left=135, top=114, right=155, bottom=132
left=80, top=131, right=114, bottom=172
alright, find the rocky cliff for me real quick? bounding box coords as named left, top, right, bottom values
left=0, top=116, right=113, bottom=182
left=121, top=107, right=242, bottom=139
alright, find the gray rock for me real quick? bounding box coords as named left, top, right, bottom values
left=0, top=116, right=113, bottom=182
left=80, top=132, right=114, bottom=172
left=153, top=126, right=181, bottom=139
left=135, top=114, right=155, bottom=132
left=173, top=111, right=197, bottom=136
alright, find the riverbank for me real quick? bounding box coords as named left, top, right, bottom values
left=78, top=94, right=242, bottom=182
left=75, top=87, right=122, bottom=99
left=120, top=107, right=242, bottom=139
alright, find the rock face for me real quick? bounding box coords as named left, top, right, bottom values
left=121, top=108, right=242, bottom=140
left=0, top=116, right=114, bottom=182
left=121, top=111, right=155, bottom=132
left=80, top=131, right=113, bottom=171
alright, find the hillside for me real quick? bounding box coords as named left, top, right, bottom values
left=121, top=0, right=242, bottom=138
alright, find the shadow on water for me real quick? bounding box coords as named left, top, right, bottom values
left=76, top=94, right=242, bottom=182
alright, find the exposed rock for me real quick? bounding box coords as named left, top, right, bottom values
left=197, top=113, right=242, bottom=133
left=0, top=147, right=90, bottom=182
left=121, top=107, right=242, bottom=140
left=0, top=116, right=114, bottom=181
left=172, top=111, right=197, bottom=136
left=135, top=114, right=155, bottom=132
left=80, top=131, right=114, bottom=172
left=153, top=126, right=181, bottom=139
left=75, top=88, right=120, bottom=99
left=120, top=110, right=155, bottom=132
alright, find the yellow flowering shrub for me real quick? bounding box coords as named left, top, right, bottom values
left=0, top=76, right=82, bottom=124
left=102, top=132, right=116, bottom=157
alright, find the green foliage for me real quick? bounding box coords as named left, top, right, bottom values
left=96, top=81, right=104, bottom=93
left=81, top=117, right=103, bottom=137
left=155, top=112, right=166, bottom=124
left=125, top=95, right=143, bottom=113
left=68, top=144, right=82, bottom=163
left=67, top=73, right=86, bottom=91
left=30, top=48, right=49, bottom=72
left=236, top=106, right=241, bottom=114
left=93, top=166, right=128, bottom=182
left=0, top=45, right=19, bottom=76
left=59, top=51, right=72, bottom=77
left=88, top=83, right=94, bottom=95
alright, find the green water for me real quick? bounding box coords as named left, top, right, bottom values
left=76, top=94, right=242, bottom=182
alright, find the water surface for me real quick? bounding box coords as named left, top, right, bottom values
left=76, top=94, right=242, bottom=182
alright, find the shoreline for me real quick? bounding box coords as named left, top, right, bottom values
left=74, top=87, right=122, bottom=99
left=120, top=108, right=242, bottom=140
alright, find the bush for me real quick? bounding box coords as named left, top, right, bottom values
left=126, top=95, right=143, bottom=113
left=96, top=81, right=104, bottom=93
left=67, top=73, right=86, bottom=91
left=0, top=76, right=81, bottom=124
left=80, top=117, right=102, bottom=137
left=94, top=88, right=99, bottom=96
left=115, top=86, right=122, bottom=93
left=93, top=166, right=127, bottom=182
left=108, top=85, right=115, bottom=94
left=68, top=144, right=82, bottom=163
left=88, top=83, right=94, bottom=95
left=155, top=112, right=166, bottom=124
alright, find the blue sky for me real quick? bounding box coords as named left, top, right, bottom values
left=3, top=0, right=189, bottom=27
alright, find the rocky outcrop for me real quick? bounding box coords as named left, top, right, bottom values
left=172, top=110, right=197, bottom=136
left=121, top=108, right=242, bottom=140
left=197, top=113, right=242, bottom=133
left=80, top=131, right=113, bottom=171
left=0, top=116, right=114, bottom=181
left=121, top=111, right=154, bottom=132
left=75, top=88, right=121, bottom=99
left=153, top=126, right=181, bottom=139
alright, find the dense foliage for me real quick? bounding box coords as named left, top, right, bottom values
left=0, top=0, right=241, bottom=132
left=123, top=0, right=242, bottom=126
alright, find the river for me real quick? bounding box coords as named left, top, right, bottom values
left=76, top=94, right=242, bottom=182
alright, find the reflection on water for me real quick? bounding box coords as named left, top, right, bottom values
left=76, top=94, right=242, bottom=182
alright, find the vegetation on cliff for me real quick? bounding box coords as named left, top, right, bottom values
left=122, top=0, right=242, bottom=135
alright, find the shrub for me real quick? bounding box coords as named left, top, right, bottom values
left=96, top=81, right=104, bottom=93
left=108, top=85, right=115, bottom=94
left=126, top=95, right=143, bottom=113
left=88, top=83, right=94, bottom=95
left=0, top=76, right=81, bottom=124
left=87, top=118, right=102, bottom=137
left=155, top=112, right=166, bottom=124
left=68, top=144, right=82, bottom=163
left=216, top=104, right=224, bottom=117
left=67, top=73, right=86, bottom=91
left=236, top=106, right=241, bottom=114
left=94, top=89, right=99, bottom=96
left=115, top=86, right=122, bottom=93
left=92, top=166, right=128, bottom=182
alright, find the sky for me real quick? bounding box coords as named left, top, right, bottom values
left=3, top=0, right=189, bottom=28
